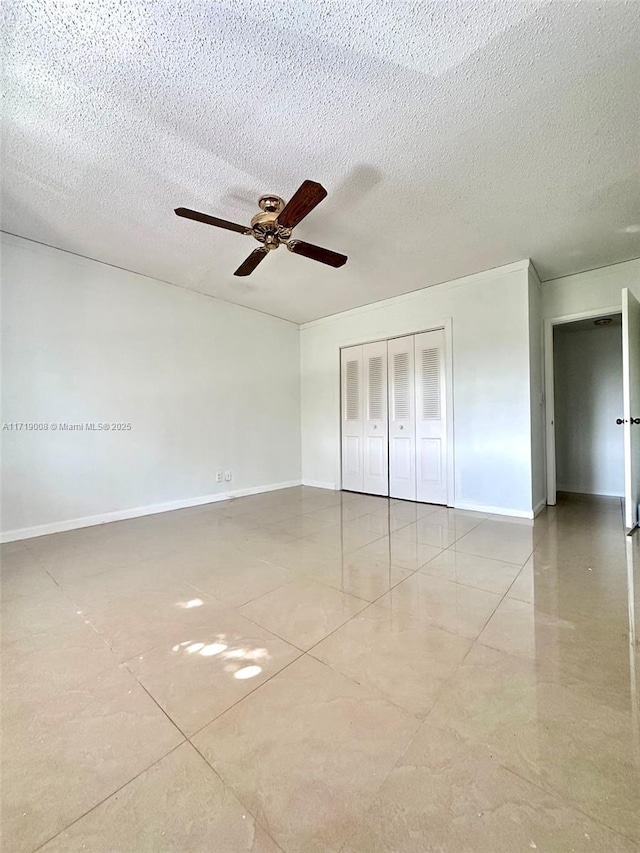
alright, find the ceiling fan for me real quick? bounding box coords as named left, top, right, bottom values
left=175, top=180, right=347, bottom=276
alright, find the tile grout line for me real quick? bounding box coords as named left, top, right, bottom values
left=186, top=740, right=287, bottom=853
left=134, top=679, right=190, bottom=741
left=44, top=568, right=61, bottom=588
left=458, top=543, right=536, bottom=667
left=180, top=536, right=429, bottom=741
left=61, top=557, right=328, bottom=834
left=499, top=762, right=640, bottom=845
left=185, top=651, right=305, bottom=740
left=297, top=555, right=437, bottom=658
left=1, top=603, right=87, bottom=649
left=30, top=742, right=186, bottom=853
left=378, top=507, right=614, bottom=792
left=334, top=532, right=543, bottom=848
left=184, top=573, right=296, bottom=610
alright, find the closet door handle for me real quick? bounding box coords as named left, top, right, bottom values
left=616, top=418, right=628, bottom=425
left=632, top=417, right=640, bottom=425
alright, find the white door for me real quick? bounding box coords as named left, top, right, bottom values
left=388, top=335, right=416, bottom=500
left=363, top=341, right=389, bottom=495
left=622, top=288, right=640, bottom=530
left=415, top=329, right=447, bottom=504
left=341, top=346, right=364, bottom=492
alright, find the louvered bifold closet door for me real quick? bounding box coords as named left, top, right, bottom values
left=363, top=341, right=389, bottom=495
left=387, top=335, right=416, bottom=500
left=415, top=330, right=447, bottom=504
left=341, top=346, right=364, bottom=492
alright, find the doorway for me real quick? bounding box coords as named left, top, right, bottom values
left=553, top=312, right=624, bottom=499
left=545, top=292, right=640, bottom=533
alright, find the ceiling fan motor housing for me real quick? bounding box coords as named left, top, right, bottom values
left=251, top=195, right=291, bottom=247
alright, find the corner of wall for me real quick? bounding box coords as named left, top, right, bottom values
left=527, top=265, right=546, bottom=510
left=527, top=260, right=542, bottom=289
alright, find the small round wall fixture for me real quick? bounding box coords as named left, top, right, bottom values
left=594, top=317, right=612, bottom=326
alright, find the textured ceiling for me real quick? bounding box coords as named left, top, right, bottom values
left=2, top=1, right=640, bottom=324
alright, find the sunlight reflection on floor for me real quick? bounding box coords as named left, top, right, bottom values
left=170, top=633, right=268, bottom=680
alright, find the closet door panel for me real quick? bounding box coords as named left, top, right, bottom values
left=415, top=329, right=447, bottom=504
left=341, top=346, right=364, bottom=492
left=363, top=341, right=389, bottom=495
left=388, top=335, right=416, bottom=500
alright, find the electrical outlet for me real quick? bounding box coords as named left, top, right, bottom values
left=216, top=472, right=223, bottom=483
left=224, top=471, right=232, bottom=482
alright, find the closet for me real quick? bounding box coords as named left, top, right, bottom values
left=341, top=329, right=448, bottom=503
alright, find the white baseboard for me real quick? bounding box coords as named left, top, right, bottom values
left=454, top=501, right=535, bottom=520
left=0, top=479, right=302, bottom=543
left=301, top=480, right=338, bottom=491
left=557, top=487, right=624, bottom=498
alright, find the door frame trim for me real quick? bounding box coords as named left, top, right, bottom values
left=338, top=317, right=454, bottom=506
left=544, top=304, right=621, bottom=506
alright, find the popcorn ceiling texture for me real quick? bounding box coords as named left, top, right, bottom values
left=2, top=0, right=639, bottom=323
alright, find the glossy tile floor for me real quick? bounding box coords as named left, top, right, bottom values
left=1, top=488, right=639, bottom=852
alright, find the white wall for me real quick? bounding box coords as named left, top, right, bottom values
left=554, top=324, right=624, bottom=496
left=301, top=261, right=536, bottom=517
left=6, top=241, right=635, bottom=539
left=542, top=258, right=640, bottom=319
left=1, top=234, right=301, bottom=540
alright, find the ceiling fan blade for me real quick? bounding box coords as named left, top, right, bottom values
left=175, top=207, right=249, bottom=235
left=234, top=247, right=269, bottom=276
left=277, top=180, right=327, bottom=229
left=288, top=239, right=347, bottom=268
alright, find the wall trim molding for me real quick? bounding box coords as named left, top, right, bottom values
left=301, top=479, right=338, bottom=490
left=557, top=487, right=624, bottom=499
left=300, top=259, right=531, bottom=330
left=454, top=501, right=535, bottom=520
left=541, top=256, right=640, bottom=290
left=0, top=480, right=303, bottom=543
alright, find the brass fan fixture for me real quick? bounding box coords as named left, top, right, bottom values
left=175, top=180, right=347, bottom=276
